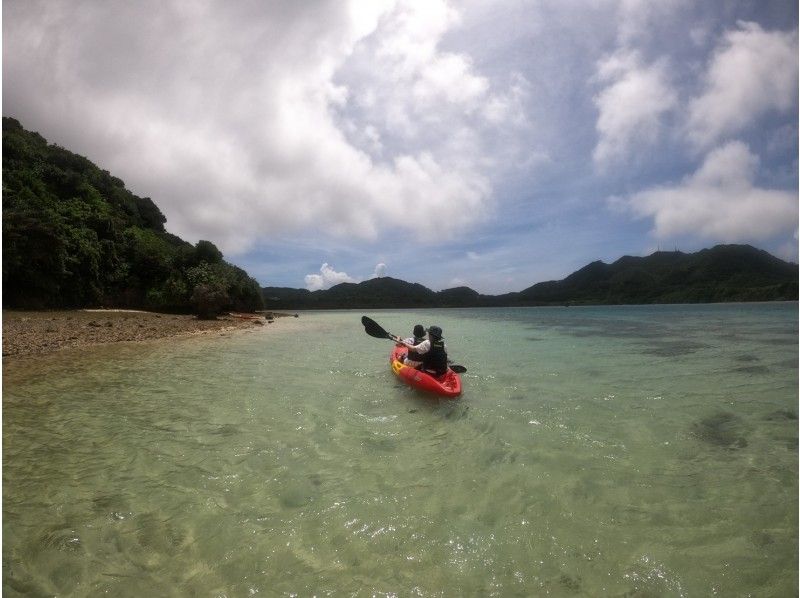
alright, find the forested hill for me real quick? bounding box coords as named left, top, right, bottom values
left=263, top=245, right=798, bottom=309
left=511, top=245, right=797, bottom=305
left=2, top=117, right=263, bottom=315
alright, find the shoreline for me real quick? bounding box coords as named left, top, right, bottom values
left=2, top=310, right=293, bottom=359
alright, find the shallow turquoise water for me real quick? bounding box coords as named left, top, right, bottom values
left=3, top=304, right=798, bottom=596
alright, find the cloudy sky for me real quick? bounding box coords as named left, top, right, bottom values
left=4, top=0, right=798, bottom=293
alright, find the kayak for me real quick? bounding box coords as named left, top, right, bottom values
left=390, top=344, right=462, bottom=398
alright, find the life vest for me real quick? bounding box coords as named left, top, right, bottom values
left=407, top=334, right=427, bottom=362
left=422, top=338, right=448, bottom=376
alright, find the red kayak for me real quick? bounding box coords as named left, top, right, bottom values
left=390, top=344, right=462, bottom=398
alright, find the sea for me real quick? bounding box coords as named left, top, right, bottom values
left=3, top=304, right=798, bottom=596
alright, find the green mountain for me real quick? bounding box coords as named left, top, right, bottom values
left=264, top=278, right=440, bottom=310
left=511, top=245, right=797, bottom=305
left=263, top=245, right=798, bottom=309
left=2, top=117, right=263, bottom=315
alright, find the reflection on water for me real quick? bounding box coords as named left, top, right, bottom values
left=4, top=304, right=798, bottom=595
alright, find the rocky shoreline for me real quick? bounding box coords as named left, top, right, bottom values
left=2, top=310, right=289, bottom=359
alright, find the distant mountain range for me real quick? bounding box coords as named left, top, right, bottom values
left=262, top=244, right=798, bottom=309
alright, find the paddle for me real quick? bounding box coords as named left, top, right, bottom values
left=361, top=316, right=467, bottom=373
left=361, top=315, right=397, bottom=341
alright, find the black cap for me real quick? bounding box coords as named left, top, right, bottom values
left=427, top=325, right=442, bottom=338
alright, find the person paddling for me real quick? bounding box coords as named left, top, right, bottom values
left=394, top=324, right=427, bottom=367
left=397, top=325, right=449, bottom=376
left=420, top=326, right=448, bottom=376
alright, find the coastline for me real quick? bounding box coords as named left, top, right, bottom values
left=2, top=310, right=290, bottom=359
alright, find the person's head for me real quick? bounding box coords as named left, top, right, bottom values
left=413, top=324, right=425, bottom=337
left=427, top=325, right=442, bottom=339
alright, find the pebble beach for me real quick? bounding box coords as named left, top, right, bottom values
left=1, top=310, right=283, bottom=359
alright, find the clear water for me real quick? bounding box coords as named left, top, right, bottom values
left=3, top=304, right=798, bottom=596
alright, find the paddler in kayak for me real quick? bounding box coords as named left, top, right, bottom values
left=395, top=324, right=427, bottom=367
left=395, top=325, right=449, bottom=376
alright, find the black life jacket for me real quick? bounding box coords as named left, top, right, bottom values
left=422, top=338, right=448, bottom=376
left=407, top=334, right=427, bottom=361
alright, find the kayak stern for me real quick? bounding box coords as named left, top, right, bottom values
left=390, top=345, right=462, bottom=398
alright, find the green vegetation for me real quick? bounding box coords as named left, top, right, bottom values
left=263, top=245, right=798, bottom=310
left=2, top=117, right=263, bottom=315
left=513, top=246, right=798, bottom=305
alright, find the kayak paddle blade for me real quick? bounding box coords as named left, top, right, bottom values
left=361, top=316, right=394, bottom=340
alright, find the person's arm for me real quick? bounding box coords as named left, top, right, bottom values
left=402, top=339, right=430, bottom=354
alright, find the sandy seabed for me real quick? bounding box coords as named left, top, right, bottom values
left=1, top=310, right=282, bottom=359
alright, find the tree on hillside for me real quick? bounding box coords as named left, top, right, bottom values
left=2, top=117, right=264, bottom=314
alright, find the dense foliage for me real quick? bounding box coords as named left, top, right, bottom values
left=3, top=117, right=263, bottom=314
left=263, top=245, right=798, bottom=309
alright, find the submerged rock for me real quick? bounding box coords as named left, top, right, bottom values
left=38, top=526, right=84, bottom=554
left=749, top=530, right=775, bottom=547
left=733, top=365, right=770, bottom=375
left=644, top=340, right=706, bottom=357
left=764, top=409, right=798, bottom=421
left=691, top=411, right=748, bottom=449
left=279, top=484, right=313, bottom=509
left=559, top=573, right=582, bottom=591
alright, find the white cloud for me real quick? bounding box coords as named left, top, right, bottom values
left=372, top=263, right=387, bottom=278
left=304, top=263, right=357, bottom=291
left=305, top=261, right=386, bottom=291
left=2, top=0, right=526, bottom=255
left=590, top=0, right=686, bottom=170
left=774, top=233, right=798, bottom=263
left=335, top=0, right=531, bottom=163
left=618, top=141, right=798, bottom=241
left=592, top=50, right=677, bottom=168
left=616, top=0, right=688, bottom=45
left=686, top=22, right=798, bottom=149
